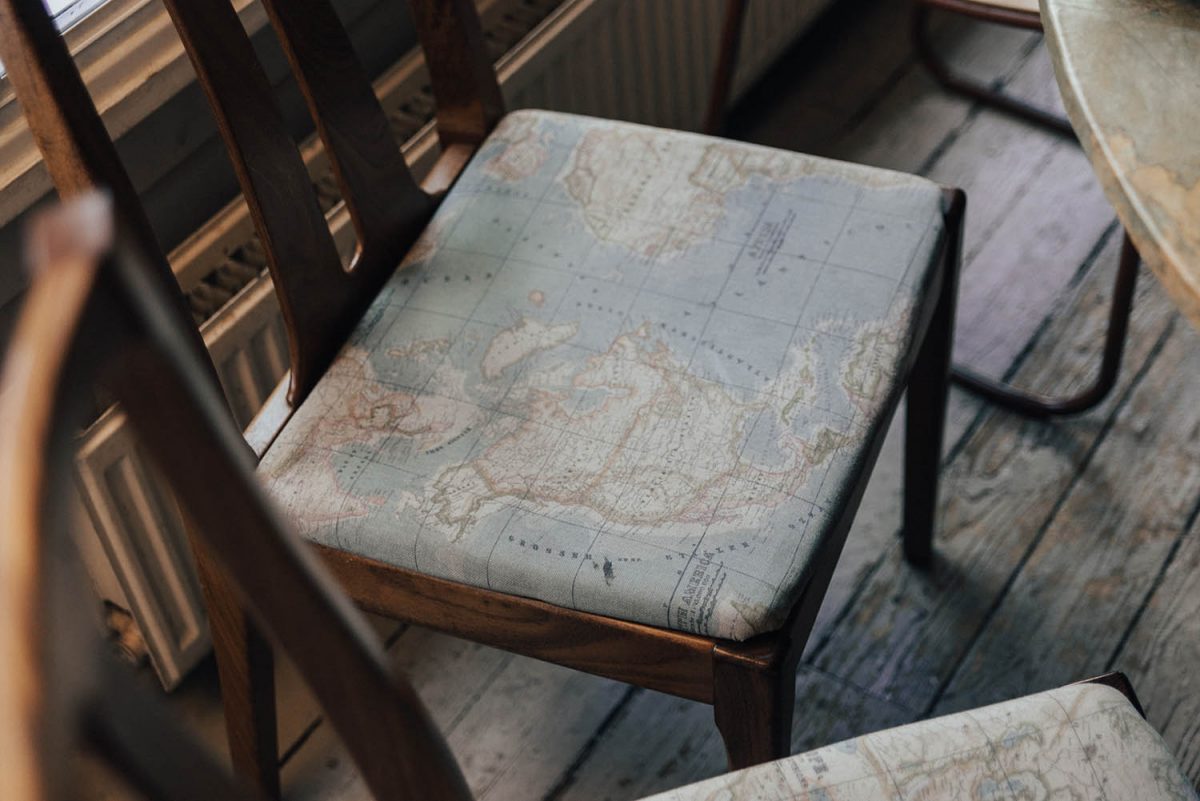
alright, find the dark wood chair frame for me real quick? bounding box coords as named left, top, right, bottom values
left=704, top=0, right=1141, bottom=421
left=0, top=0, right=960, bottom=793
left=0, top=197, right=1146, bottom=801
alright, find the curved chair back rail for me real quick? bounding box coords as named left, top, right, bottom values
left=0, top=195, right=472, bottom=801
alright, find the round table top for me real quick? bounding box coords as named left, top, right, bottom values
left=1041, top=0, right=1200, bottom=328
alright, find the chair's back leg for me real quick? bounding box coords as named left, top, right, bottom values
left=902, top=189, right=965, bottom=567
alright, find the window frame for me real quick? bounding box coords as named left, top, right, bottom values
left=0, top=0, right=265, bottom=227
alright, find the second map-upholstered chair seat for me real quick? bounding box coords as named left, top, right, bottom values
left=259, top=110, right=949, bottom=641
left=648, top=681, right=1196, bottom=801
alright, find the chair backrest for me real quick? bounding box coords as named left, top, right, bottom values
left=0, top=0, right=219, bottom=386
left=160, top=0, right=505, bottom=403
left=0, top=195, right=473, bottom=801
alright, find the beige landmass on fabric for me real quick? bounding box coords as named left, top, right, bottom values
left=482, top=113, right=550, bottom=182
left=267, top=343, right=488, bottom=474
left=422, top=321, right=852, bottom=540
left=480, top=317, right=578, bottom=379
left=563, top=128, right=810, bottom=259
left=841, top=310, right=911, bottom=416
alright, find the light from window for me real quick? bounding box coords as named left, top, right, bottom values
left=0, top=0, right=109, bottom=75
left=46, top=0, right=110, bottom=31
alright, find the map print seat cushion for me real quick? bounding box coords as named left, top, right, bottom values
left=644, top=683, right=1197, bottom=800
left=259, top=110, right=948, bottom=641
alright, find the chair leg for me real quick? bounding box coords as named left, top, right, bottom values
left=951, top=232, right=1139, bottom=418
left=712, top=646, right=796, bottom=770
left=911, top=3, right=1075, bottom=138
left=903, top=191, right=963, bottom=567
left=193, top=545, right=281, bottom=800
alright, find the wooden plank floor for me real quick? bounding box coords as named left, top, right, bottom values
left=88, top=1, right=1200, bottom=797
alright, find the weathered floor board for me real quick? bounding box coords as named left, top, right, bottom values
left=935, top=316, right=1200, bottom=714
left=90, top=1, right=1200, bottom=798
left=282, top=628, right=629, bottom=801
left=1116, top=511, right=1200, bottom=781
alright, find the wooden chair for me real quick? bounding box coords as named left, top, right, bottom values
left=2, top=204, right=1193, bottom=799
left=0, top=0, right=963, bottom=792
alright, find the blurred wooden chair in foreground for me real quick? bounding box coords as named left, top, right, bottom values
left=0, top=0, right=962, bottom=790
left=2, top=193, right=1194, bottom=801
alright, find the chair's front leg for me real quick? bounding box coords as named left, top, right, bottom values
left=712, top=643, right=796, bottom=770
left=902, top=189, right=964, bottom=567
left=193, top=543, right=281, bottom=800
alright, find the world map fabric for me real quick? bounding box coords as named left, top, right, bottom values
left=259, top=110, right=946, bottom=640
left=644, top=683, right=1196, bottom=800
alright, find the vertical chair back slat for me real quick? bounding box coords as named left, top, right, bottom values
left=160, top=0, right=453, bottom=402
left=158, top=0, right=354, bottom=400
left=407, top=0, right=505, bottom=147
left=0, top=197, right=474, bottom=801
left=258, top=0, right=430, bottom=248
left=0, top=199, right=104, bottom=801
